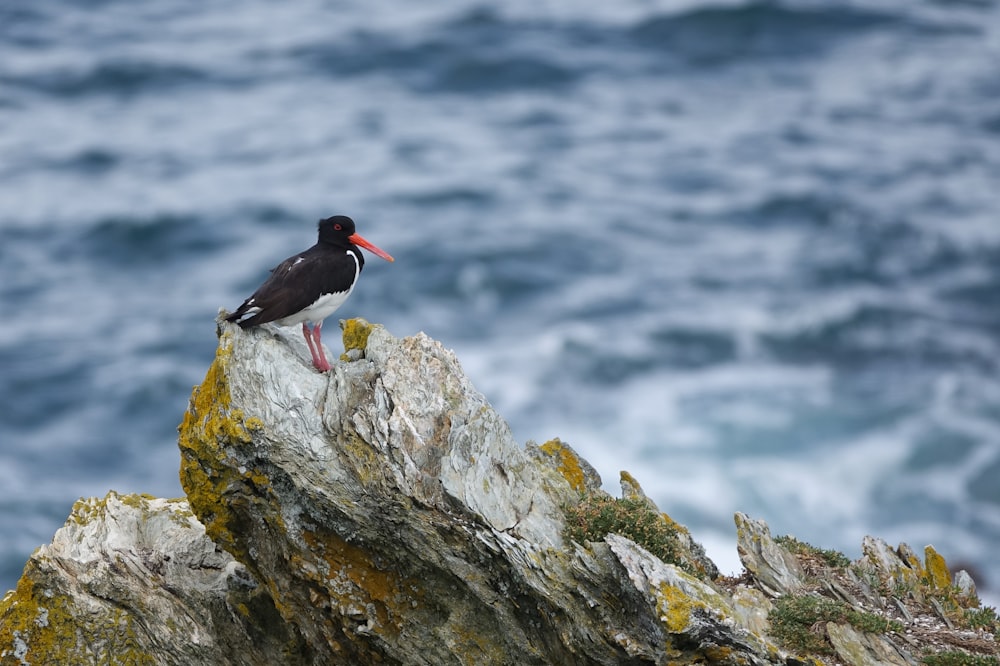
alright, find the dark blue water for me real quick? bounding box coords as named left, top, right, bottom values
left=3, top=0, right=1000, bottom=602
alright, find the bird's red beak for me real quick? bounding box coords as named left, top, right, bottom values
left=349, top=233, right=395, bottom=262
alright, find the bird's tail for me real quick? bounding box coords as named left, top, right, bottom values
left=225, top=303, right=261, bottom=329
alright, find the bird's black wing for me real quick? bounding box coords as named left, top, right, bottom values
left=226, top=251, right=316, bottom=327
left=226, top=246, right=361, bottom=328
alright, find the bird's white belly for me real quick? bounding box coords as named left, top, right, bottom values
left=274, top=288, right=353, bottom=327
left=274, top=250, right=360, bottom=327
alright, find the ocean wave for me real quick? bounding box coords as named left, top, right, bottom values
left=3, top=0, right=1000, bottom=600
left=77, top=213, right=225, bottom=266
left=5, top=59, right=216, bottom=98
left=629, top=2, right=900, bottom=62
left=295, top=17, right=581, bottom=93
left=625, top=1, right=979, bottom=65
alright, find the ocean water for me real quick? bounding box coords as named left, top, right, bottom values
left=2, top=0, right=1000, bottom=603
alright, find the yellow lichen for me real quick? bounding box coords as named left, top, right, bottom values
left=446, top=622, right=519, bottom=663
left=341, top=434, right=388, bottom=488
left=177, top=331, right=266, bottom=558
left=0, top=563, right=156, bottom=665
left=898, top=543, right=924, bottom=578
left=924, top=545, right=952, bottom=589
left=539, top=438, right=587, bottom=492
left=655, top=583, right=697, bottom=633
left=340, top=318, right=374, bottom=361
left=69, top=496, right=102, bottom=526
left=179, top=336, right=254, bottom=445
left=69, top=492, right=162, bottom=527
left=619, top=471, right=646, bottom=501
left=119, top=493, right=158, bottom=509
left=656, top=510, right=682, bottom=534
left=703, top=645, right=735, bottom=662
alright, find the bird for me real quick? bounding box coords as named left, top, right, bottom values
left=226, top=215, right=394, bottom=372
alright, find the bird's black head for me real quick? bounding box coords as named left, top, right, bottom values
left=316, top=214, right=395, bottom=262
left=317, top=215, right=357, bottom=244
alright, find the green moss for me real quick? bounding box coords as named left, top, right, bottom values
left=774, top=534, right=851, bottom=568
left=563, top=491, right=690, bottom=573
left=922, top=652, right=999, bottom=666
left=770, top=594, right=903, bottom=656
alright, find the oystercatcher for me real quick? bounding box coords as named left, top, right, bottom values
left=226, top=215, right=394, bottom=372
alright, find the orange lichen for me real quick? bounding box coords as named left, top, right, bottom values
left=301, top=529, right=411, bottom=634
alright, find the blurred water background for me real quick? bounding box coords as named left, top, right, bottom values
left=2, top=0, right=1000, bottom=603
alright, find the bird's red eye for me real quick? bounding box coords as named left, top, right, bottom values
left=334, top=223, right=342, bottom=231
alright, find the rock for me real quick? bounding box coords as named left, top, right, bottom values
left=534, top=437, right=603, bottom=494
left=953, top=570, right=976, bottom=598
left=618, top=471, right=719, bottom=580
left=737, top=523, right=998, bottom=665
left=825, top=623, right=911, bottom=666
left=734, top=512, right=806, bottom=597
left=860, top=536, right=920, bottom=588
left=606, top=534, right=775, bottom=665
left=0, top=491, right=308, bottom=665
left=2, top=318, right=998, bottom=665
left=730, top=587, right=773, bottom=638
left=174, top=317, right=784, bottom=665
left=922, top=546, right=952, bottom=589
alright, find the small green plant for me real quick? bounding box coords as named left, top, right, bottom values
left=962, top=605, right=999, bottom=632
left=769, top=595, right=835, bottom=655
left=774, top=535, right=851, bottom=568
left=846, top=606, right=903, bottom=634
left=891, top=577, right=917, bottom=599
left=563, top=493, right=685, bottom=570
left=922, top=651, right=999, bottom=666
left=769, top=594, right=903, bottom=656
left=919, top=586, right=995, bottom=631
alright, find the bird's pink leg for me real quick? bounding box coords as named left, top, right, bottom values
left=301, top=323, right=318, bottom=364
left=312, top=321, right=332, bottom=372
left=301, top=323, right=328, bottom=371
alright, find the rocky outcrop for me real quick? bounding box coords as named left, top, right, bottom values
left=0, top=492, right=309, bottom=665
left=732, top=514, right=998, bottom=664
left=2, top=318, right=997, bottom=665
